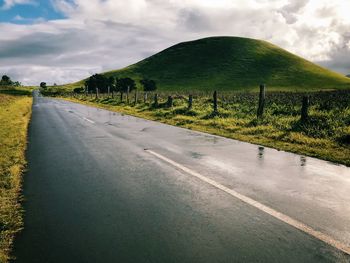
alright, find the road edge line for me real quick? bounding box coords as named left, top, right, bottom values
left=145, top=149, right=350, bottom=256
left=83, top=117, right=95, bottom=124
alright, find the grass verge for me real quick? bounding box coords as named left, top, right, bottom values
left=56, top=91, right=350, bottom=167
left=0, top=89, right=32, bottom=262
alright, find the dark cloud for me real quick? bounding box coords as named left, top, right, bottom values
left=318, top=33, right=350, bottom=75
left=0, top=19, right=179, bottom=84
left=0, top=32, right=68, bottom=59
left=279, top=0, right=309, bottom=24
left=315, top=6, right=337, bottom=18
left=177, top=8, right=212, bottom=32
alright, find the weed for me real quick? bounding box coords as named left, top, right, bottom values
left=0, top=90, right=32, bottom=262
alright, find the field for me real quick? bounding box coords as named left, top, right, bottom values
left=0, top=88, right=32, bottom=262
left=46, top=89, right=350, bottom=166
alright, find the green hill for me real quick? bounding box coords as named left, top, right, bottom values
left=70, top=36, right=350, bottom=91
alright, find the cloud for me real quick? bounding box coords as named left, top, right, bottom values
left=278, top=0, right=309, bottom=24
left=317, top=29, right=350, bottom=74
left=0, top=0, right=350, bottom=85
left=1, top=0, right=37, bottom=10
left=12, top=14, right=24, bottom=20
left=12, top=14, right=46, bottom=23
left=0, top=19, right=178, bottom=84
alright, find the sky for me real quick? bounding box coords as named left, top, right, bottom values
left=0, top=0, right=349, bottom=85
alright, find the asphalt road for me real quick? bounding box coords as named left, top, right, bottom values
left=13, top=92, right=350, bottom=262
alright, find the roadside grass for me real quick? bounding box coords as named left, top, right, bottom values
left=0, top=89, right=32, bottom=262
left=55, top=90, right=350, bottom=166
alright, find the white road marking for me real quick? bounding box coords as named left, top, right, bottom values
left=82, top=117, right=95, bottom=124
left=64, top=108, right=95, bottom=124
left=64, top=109, right=95, bottom=124
left=145, top=149, right=350, bottom=255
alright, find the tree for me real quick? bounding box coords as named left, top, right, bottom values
left=13, top=81, right=21, bottom=87
left=1, top=75, right=10, bottom=82
left=116, top=77, right=136, bottom=93
left=73, top=87, right=85, bottom=93
left=107, top=76, right=116, bottom=91
left=0, top=75, right=12, bottom=86
left=85, top=74, right=109, bottom=93
left=140, top=78, right=157, bottom=92
left=40, top=82, right=47, bottom=89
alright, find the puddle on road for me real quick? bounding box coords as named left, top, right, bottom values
left=190, top=151, right=205, bottom=159
left=300, top=156, right=307, bottom=167
left=258, top=146, right=265, bottom=160
left=140, top=127, right=152, bottom=132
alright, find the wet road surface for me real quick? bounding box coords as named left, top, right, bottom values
left=13, top=93, right=350, bottom=262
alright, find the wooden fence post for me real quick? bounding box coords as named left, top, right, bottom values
left=301, top=96, right=309, bottom=122
left=213, top=91, right=218, bottom=113
left=120, top=92, right=123, bottom=102
left=188, top=94, right=193, bottom=110
left=153, top=93, right=158, bottom=107
left=90, top=90, right=92, bottom=99
left=111, top=90, right=114, bottom=99
left=257, top=84, right=265, bottom=118
left=144, top=92, right=148, bottom=103
left=107, top=86, right=110, bottom=98
left=126, top=86, right=130, bottom=104
left=95, top=88, right=99, bottom=99
left=167, top=96, right=173, bottom=108
left=134, top=90, right=138, bottom=105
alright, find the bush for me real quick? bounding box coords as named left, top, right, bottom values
left=73, top=87, right=85, bottom=93
left=292, top=115, right=338, bottom=138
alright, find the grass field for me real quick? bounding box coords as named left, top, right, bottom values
left=52, top=89, right=350, bottom=167
left=0, top=88, right=32, bottom=262
left=55, top=37, right=350, bottom=92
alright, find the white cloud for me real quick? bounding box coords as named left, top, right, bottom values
left=1, top=0, right=350, bottom=85
left=1, top=0, right=37, bottom=10
left=12, top=14, right=46, bottom=23
left=12, top=14, right=24, bottom=20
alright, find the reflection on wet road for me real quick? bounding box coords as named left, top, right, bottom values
left=14, top=93, right=350, bottom=262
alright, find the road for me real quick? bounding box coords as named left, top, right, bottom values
left=14, top=92, right=350, bottom=262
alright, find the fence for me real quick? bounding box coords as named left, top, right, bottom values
left=47, top=86, right=350, bottom=124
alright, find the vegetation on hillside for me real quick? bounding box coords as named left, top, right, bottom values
left=0, top=87, right=32, bottom=262
left=58, top=37, right=350, bottom=92
left=53, top=73, right=157, bottom=95
left=0, top=75, right=21, bottom=88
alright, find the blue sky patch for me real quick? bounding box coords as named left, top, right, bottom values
left=0, top=0, right=65, bottom=24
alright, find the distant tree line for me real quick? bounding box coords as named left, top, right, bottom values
left=0, top=75, right=21, bottom=87
left=81, top=74, right=157, bottom=94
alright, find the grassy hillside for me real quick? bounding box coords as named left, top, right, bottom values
left=64, top=36, right=350, bottom=92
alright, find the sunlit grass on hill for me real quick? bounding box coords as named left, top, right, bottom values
left=57, top=36, right=350, bottom=92
left=0, top=88, right=32, bottom=262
